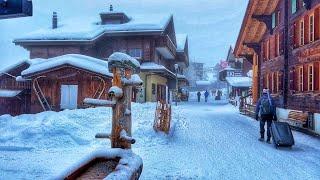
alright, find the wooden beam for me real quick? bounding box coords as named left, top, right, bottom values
left=252, top=14, right=273, bottom=34
left=243, top=42, right=261, bottom=55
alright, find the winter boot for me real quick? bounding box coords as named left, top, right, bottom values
left=258, top=137, right=264, bottom=142
left=266, top=138, right=271, bottom=144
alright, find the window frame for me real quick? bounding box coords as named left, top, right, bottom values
left=300, top=19, right=305, bottom=46
left=129, top=48, right=143, bottom=59
left=308, top=64, right=314, bottom=91
left=298, top=66, right=304, bottom=92
left=309, top=14, right=315, bottom=43
left=292, top=0, right=297, bottom=14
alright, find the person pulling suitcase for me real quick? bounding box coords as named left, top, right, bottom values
left=255, top=89, right=277, bottom=144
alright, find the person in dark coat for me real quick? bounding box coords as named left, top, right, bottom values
left=197, top=91, right=201, bottom=102
left=255, top=89, right=277, bottom=143
left=204, top=90, right=209, bottom=103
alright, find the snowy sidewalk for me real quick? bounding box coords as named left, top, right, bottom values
left=137, top=101, right=320, bottom=179
left=0, top=101, right=319, bottom=179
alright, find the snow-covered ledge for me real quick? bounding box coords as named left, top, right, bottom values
left=56, top=148, right=143, bottom=180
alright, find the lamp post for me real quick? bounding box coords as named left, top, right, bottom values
left=174, top=64, right=179, bottom=106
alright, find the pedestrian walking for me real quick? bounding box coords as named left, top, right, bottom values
left=255, top=89, right=277, bottom=144
left=197, top=91, right=201, bottom=102
left=204, top=90, right=209, bottom=103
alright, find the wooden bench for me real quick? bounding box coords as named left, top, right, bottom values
left=280, top=110, right=308, bottom=128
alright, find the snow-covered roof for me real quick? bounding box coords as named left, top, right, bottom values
left=0, top=60, right=28, bottom=76
left=21, top=54, right=112, bottom=77
left=0, top=89, right=23, bottom=98
left=176, top=34, right=187, bottom=52
left=226, top=77, right=252, bottom=87
left=14, top=14, right=173, bottom=42
left=140, top=62, right=175, bottom=76
left=196, top=81, right=212, bottom=86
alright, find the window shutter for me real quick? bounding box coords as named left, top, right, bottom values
left=303, top=65, right=308, bottom=91
left=289, top=69, right=294, bottom=90
left=314, top=62, right=320, bottom=91
left=315, top=8, right=320, bottom=40
left=279, top=71, right=283, bottom=91
left=304, top=15, right=310, bottom=44
left=280, top=30, right=284, bottom=55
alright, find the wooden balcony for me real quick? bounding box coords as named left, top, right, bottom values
left=155, top=35, right=176, bottom=59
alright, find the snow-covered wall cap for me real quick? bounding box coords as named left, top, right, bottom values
left=176, top=34, right=187, bottom=52
left=54, top=148, right=143, bottom=180
left=108, top=52, right=140, bottom=69
left=21, top=54, right=112, bottom=77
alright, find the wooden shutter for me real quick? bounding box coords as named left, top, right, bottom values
left=314, top=62, right=320, bottom=91
left=279, top=71, right=283, bottom=91
left=315, top=8, right=320, bottom=40
left=304, top=15, right=310, bottom=45
left=280, top=30, right=284, bottom=55
left=304, top=65, right=308, bottom=91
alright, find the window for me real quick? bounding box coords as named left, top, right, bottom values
left=300, top=19, right=305, bottom=46
left=276, top=34, right=280, bottom=56
left=308, top=64, right=314, bottom=91
left=272, top=13, right=276, bottom=29
left=277, top=72, right=280, bottom=92
left=271, top=72, right=275, bottom=93
left=266, top=40, right=270, bottom=60
left=129, top=48, right=143, bottom=59
left=277, top=11, right=281, bottom=25
left=292, top=0, right=297, bottom=14
left=309, top=14, right=315, bottom=42
left=298, top=66, right=304, bottom=92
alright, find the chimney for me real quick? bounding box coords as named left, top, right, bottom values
left=52, top=12, right=58, bottom=29
left=110, top=4, right=113, bottom=12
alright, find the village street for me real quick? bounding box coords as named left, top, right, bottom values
left=0, top=96, right=320, bottom=179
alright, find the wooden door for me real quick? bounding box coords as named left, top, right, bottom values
left=60, top=85, right=78, bottom=110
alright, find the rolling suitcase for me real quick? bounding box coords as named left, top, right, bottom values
left=271, top=122, right=294, bottom=148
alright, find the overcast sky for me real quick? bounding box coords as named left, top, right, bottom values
left=0, top=0, right=248, bottom=69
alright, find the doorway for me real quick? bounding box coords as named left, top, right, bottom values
left=60, top=85, right=78, bottom=110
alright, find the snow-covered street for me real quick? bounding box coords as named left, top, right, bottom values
left=0, top=100, right=320, bottom=179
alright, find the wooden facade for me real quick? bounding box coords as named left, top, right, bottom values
left=235, top=0, right=320, bottom=114
left=14, top=11, right=189, bottom=104
left=0, top=62, right=31, bottom=115
left=24, top=65, right=112, bottom=113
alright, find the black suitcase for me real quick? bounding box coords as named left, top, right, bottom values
left=271, top=122, right=295, bottom=148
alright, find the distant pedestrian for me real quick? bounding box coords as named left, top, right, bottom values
left=255, top=89, right=277, bottom=144
left=204, top=90, right=209, bottom=103
left=197, top=91, right=201, bottom=102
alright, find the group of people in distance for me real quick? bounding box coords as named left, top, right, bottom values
left=196, top=89, right=222, bottom=102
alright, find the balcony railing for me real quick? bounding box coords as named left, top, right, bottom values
left=155, top=35, right=176, bottom=59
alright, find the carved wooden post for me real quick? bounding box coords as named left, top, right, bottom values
left=108, top=53, right=141, bottom=149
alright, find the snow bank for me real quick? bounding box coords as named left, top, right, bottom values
left=56, top=148, right=142, bottom=180
left=0, top=89, right=22, bottom=98
left=21, top=54, right=112, bottom=77
left=108, top=52, right=140, bottom=68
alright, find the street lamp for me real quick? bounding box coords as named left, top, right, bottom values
left=174, top=64, right=179, bottom=106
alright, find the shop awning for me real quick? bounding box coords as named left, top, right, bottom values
left=226, top=77, right=252, bottom=88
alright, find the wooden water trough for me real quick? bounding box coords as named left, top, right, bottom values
left=59, top=53, right=143, bottom=179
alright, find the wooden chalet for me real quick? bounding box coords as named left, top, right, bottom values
left=235, top=0, right=320, bottom=133
left=13, top=6, right=189, bottom=104
left=0, top=54, right=112, bottom=115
